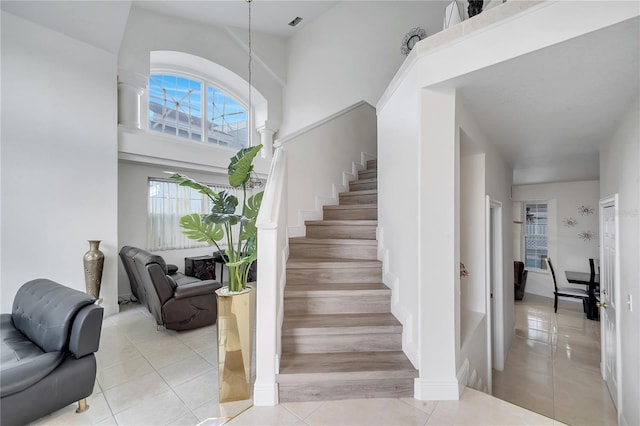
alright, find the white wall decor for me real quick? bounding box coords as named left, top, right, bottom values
left=578, top=230, right=596, bottom=242
left=578, top=205, right=595, bottom=215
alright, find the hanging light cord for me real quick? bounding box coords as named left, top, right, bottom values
left=247, top=0, right=253, bottom=146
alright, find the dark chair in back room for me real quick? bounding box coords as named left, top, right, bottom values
left=514, top=261, right=528, bottom=300
left=545, top=257, right=589, bottom=313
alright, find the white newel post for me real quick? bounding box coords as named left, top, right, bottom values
left=254, top=148, right=287, bottom=406
left=258, top=124, right=276, bottom=159
left=117, top=71, right=146, bottom=130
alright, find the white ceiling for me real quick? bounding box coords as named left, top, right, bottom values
left=0, top=1, right=132, bottom=54
left=448, top=16, right=639, bottom=185
left=132, top=1, right=339, bottom=37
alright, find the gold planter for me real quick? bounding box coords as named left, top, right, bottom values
left=215, top=286, right=254, bottom=403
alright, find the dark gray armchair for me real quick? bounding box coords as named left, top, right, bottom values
left=1, top=279, right=103, bottom=426
left=120, top=246, right=221, bottom=331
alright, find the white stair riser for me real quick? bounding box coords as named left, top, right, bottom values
left=286, top=267, right=382, bottom=284
left=282, top=333, right=402, bottom=354
left=279, top=378, right=413, bottom=402
left=284, top=295, right=390, bottom=315
left=306, top=224, right=376, bottom=239
left=289, top=243, right=377, bottom=259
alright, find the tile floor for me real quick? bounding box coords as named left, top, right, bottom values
left=33, top=301, right=567, bottom=426
left=493, top=293, right=617, bottom=426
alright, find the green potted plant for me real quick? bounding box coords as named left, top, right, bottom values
left=170, top=144, right=264, bottom=293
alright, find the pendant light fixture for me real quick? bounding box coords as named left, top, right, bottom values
left=246, top=0, right=253, bottom=148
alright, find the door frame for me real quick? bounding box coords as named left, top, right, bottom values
left=599, top=194, right=622, bottom=416
left=486, top=197, right=504, bottom=385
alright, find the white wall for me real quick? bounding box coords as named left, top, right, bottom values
left=281, top=1, right=448, bottom=136
left=512, top=181, right=600, bottom=299
left=600, top=96, right=639, bottom=426
left=1, top=11, right=119, bottom=315
left=119, top=6, right=286, bottom=131
left=281, top=102, right=377, bottom=237
left=460, top=150, right=486, bottom=315
left=377, top=69, right=421, bottom=368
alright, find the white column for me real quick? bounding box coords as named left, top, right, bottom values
left=415, top=87, right=462, bottom=400
left=117, top=71, right=147, bottom=130
left=257, top=124, right=277, bottom=159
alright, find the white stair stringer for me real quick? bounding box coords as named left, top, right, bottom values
left=376, top=226, right=418, bottom=365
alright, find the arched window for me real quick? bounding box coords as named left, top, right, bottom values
left=148, top=73, right=248, bottom=150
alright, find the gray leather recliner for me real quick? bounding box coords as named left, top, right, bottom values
left=0, top=279, right=103, bottom=426
left=120, top=246, right=221, bottom=331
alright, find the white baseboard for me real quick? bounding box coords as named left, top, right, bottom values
left=102, top=302, right=119, bottom=318
left=414, top=377, right=462, bottom=400
left=253, top=383, right=279, bottom=406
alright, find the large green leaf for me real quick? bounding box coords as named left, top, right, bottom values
left=245, top=191, right=263, bottom=220
left=204, top=191, right=240, bottom=225
left=179, top=214, right=224, bottom=244
left=212, top=191, right=238, bottom=215
left=228, top=144, right=263, bottom=188
left=169, top=173, right=219, bottom=201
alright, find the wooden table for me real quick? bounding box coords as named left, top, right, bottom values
left=565, top=271, right=600, bottom=320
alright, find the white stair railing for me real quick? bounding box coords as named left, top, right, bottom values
left=253, top=146, right=288, bottom=406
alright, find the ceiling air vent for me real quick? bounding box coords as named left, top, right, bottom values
left=288, top=17, right=303, bottom=27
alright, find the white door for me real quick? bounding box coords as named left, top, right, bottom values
left=486, top=197, right=503, bottom=377
left=600, top=196, right=619, bottom=409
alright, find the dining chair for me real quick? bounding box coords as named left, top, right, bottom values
left=589, top=257, right=600, bottom=279
left=544, top=258, right=589, bottom=313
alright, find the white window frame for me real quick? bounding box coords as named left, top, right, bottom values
left=523, top=201, right=549, bottom=271
left=148, top=68, right=249, bottom=150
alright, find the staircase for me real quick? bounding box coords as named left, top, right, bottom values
left=277, top=159, right=418, bottom=402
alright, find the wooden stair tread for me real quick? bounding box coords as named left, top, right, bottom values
left=278, top=351, right=417, bottom=380
left=351, top=177, right=377, bottom=184
left=305, top=220, right=377, bottom=226
left=287, top=258, right=381, bottom=268
left=323, top=204, right=377, bottom=210
left=340, top=189, right=377, bottom=196
left=289, top=237, right=377, bottom=246
left=282, top=313, right=401, bottom=335
left=285, top=282, right=389, bottom=297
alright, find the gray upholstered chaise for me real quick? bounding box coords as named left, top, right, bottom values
left=0, top=279, right=103, bottom=426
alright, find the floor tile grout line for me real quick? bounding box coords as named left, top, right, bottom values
left=281, top=400, right=327, bottom=421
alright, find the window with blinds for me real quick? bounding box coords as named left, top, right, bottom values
left=524, top=202, right=548, bottom=269
left=147, top=178, right=232, bottom=250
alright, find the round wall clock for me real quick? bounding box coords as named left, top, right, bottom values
left=401, top=27, right=427, bottom=56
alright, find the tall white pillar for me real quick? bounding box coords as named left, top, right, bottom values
left=415, top=87, right=462, bottom=400
left=117, top=71, right=147, bottom=130
left=257, top=123, right=277, bottom=159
